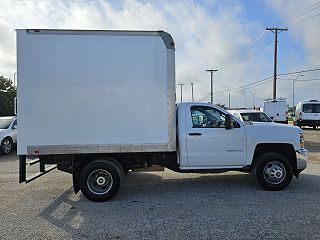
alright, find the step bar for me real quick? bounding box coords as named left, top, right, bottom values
left=19, top=155, right=57, bottom=183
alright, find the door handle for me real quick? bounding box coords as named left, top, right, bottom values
left=189, top=133, right=202, bottom=136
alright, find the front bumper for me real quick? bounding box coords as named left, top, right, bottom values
left=296, top=149, right=308, bottom=173
left=296, top=119, right=320, bottom=127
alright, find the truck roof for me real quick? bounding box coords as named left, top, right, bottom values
left=299, top=100, right=320, bottom=104
left=16, top=29, right=175, bottom=50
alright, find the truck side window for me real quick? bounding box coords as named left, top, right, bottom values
left=191, top=106, right=225, bottom=128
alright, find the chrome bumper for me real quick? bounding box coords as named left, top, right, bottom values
left=296, top=149, right=308, bottom=171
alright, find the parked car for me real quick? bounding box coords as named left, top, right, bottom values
left=0, top=116, right=17, bottom=154
left=228, top=110, right=272, bottom=123
left=263, top=99, right=288, bottom=124
left=294, top=100, right=320, bottom=129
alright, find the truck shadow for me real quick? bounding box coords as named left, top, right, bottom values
left=39, top=172, right=320, bottom=238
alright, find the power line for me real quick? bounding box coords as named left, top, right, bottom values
left=197, top=77, right=272, bottom=102
left=220, top=37, right=274, bottom=70
left=289, top=12, right=320, bottom=26
left=219, top=1, right=320, bottom=72
left=283, top=1, right=320, bottom=24
left=194, top=2, right=320, bottom=102
left=218, top=31, right=268, bottom=68
left=278, top=78, right=320, bottom=81
left=277, top=68, right=320, bottom=76
left=197, top=68, right=320, bottom=101
left=191, top=72, right=209, bottom=84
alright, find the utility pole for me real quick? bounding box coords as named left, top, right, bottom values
left=292, top=74, right=304, bottom=112
left=228, top=93, right=231, bottom=109
left=266, top=27, right=288, bottom=99
left=191, top=82, right=194, bottom=102
left=248, top=91, right=255, bottom=109
left=178, top=83, right=184, bottom=102
left=206, top=69, right=218, bottom=104
left=13, top=72, right=17, bottom=89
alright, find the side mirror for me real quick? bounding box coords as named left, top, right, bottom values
left=13, top=125, right=17, bottom=130
left=225, top=114, right=234, bottom=130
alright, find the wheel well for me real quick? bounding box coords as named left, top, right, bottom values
left=71, top=154, right=131, bottom=194
left=251, top=143, right=297, bottom=176
left=55, top=152, right=178, bottom=193
left=1, top=136, right=13, bottom=143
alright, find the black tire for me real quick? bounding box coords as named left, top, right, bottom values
left=256, top=152, right=293, bottom=191
left=0, top=137, right=13, bottom=155
left=313, top=126, right=317, bottom=130
left=108, top=159, right=124, bottom=182
left=80, top=160, right=122, bottom=202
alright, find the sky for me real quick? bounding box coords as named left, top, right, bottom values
left=0, top=0, right=319, bottom=108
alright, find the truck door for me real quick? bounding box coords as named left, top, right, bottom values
left=186, top=105, right=246, bottom=168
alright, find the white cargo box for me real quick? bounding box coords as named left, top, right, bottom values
left=16, top=29, right=176, bottom=155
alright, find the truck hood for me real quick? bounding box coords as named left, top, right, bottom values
left=244, top=123, right=302, bottom=150
left=246, top=121, right=275, bottom=125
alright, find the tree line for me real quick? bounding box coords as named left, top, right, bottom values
left=0, top=76, right=16, bottom=116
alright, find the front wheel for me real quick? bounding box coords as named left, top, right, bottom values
left=256, top=153, right=293, bottom=191
left=1, top=138, right=13, bottom=154
left=80, top=160, right=123, bottom=202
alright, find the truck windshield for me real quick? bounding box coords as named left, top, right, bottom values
left=240, top=112, right=272, bottom=122
left=0, top=119, right=13, bottom=129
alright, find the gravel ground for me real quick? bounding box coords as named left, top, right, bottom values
left=302, top=127, right=320, bottom=163
left=0, top=130, right=319, bottom=240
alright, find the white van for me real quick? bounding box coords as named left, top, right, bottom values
left=263, top=100, right=288, bottom=124
left=294, top=100, right=320, bottom=129
left=228, top=109, right=272, bottom=123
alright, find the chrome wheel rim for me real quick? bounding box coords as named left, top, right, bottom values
left=2, top=140, right=12, bottom=153
left=263, top=161, right=286, bottom=184
left=87, top=169, right=113, bottom=195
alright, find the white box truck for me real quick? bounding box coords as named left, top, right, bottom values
left=17, top=29, right=308, bottom=201
left=263, top=99, right=288, bottom=124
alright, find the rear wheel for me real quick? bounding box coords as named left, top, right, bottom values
left=80, top=160, right=123, bottom=202
left=256, top=153, right=293, bottom=191
left=1, top=138, right=13, bottom=154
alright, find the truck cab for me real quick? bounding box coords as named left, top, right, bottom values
left=175, top=102, right=307, bottom=193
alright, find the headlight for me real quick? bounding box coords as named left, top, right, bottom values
left=300, top=132, right=305, bottom=149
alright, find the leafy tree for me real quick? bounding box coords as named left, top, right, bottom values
left=0, top=76, right=17, bottom=116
